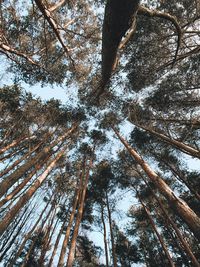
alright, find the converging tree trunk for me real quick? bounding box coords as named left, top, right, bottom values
left=66, top=157, right=93, bottom=267
left=112, top=126, right=200, bottom=241
left=0, top=146, right=67, bottom=236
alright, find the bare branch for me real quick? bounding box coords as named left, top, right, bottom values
left=49, top=0, right=68, bottom=12
left=34, top=0, right=75, bottom=66
left=0, top=43, right=39, bottom=66
left=138, top=5, right=182, bottom=66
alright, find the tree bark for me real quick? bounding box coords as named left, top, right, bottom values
left=133, top=123, right=200, bottom=159
left=112, top=126, right=200, bottom=241
left=0, top=153, right=52, bottom=208
left=0, top=135, right=36, bottom=155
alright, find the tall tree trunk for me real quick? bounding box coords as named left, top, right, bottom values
left=66, top=158, right=93, bottom=267
left=101, top=203, right=109, bottom=267
left=0, top=124, right=77, bottom=198
left=48, top=203, right=70, bottom=267
left=0, top=140, right=43, bottom=178
left=112, top=126, right=200, bottom=241
left=0, top=205, right=33, bottom=262
left=138, top=171, right=200, bottom=267
left=57, top=172, right=83, bottom=267
left=7, top=197, right=52, bottom=267
left=137, top=193, right=175, bottom=267
left=105, top=191, right=117, bottom=267
left=0, top=153, right=52, bottom=208
left=0, top=135, right=36, bottom=155
left=38, top=206, right=58, bottom=266
left=133, top=123, right=200, bottom=159
left=0, top=146, right=67, bottom=236
left=21, top=202, right=55, bottom=267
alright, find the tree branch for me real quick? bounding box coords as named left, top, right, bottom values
left=49, top=0, right=68, bottom=12
left=34, top=0, right=75, bottom=67
left=0, top=43, right=39, bottom=66
left=138, top=5, right=182, bottom=66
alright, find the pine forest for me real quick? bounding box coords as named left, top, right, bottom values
left=0, top=0, right=200, bottom=266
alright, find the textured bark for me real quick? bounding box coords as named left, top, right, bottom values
left=138, top=170, right=200, bottom=266
left=101, top=204, right=109, bottom=267
left=66, top=158, right=93, bottom=267
left=113, top=127, right=200, bottom=241
left=0, top=146, right=67, bottom=236
left=97, top=0, right=140, bottom=97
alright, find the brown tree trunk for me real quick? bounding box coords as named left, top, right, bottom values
left=48, top=212, right=68, bottom=266
left=0, top=153, right=52, bottom=208
left=101, top=203, right=109, bottom=267
left=57, top=173, right=83, bottom=267
left=112, top=126, right=200, bottom=241
left=0, top=206, right=32, bottom=262
left=66, top=158, right=93, bottom=267
left=0, top=135, right=36, bottom=155
left=137, top=193, right=175, bottom=267
left=134, top=123, right=200, bottom=159
left=0, top=125, right=77, bottom=198
left=138, top=171, right=200, bottom=267
left=105, top=191, right=117, bottom=267
left=21, top=202, right=55, bottom=267
left=0, top=140, right=43, bottom=178
left=7, top=197, right=51, bottom=267
left=38, top=207, right=58, bottom=266
left=0, top=146, right=67, bottom=236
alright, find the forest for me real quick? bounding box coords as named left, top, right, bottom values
left=0, top=0, right=200, bottom=266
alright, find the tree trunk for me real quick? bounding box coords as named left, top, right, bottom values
left=138, top=171, right=200, bottom=267
left=0, top=135, right=36, bottom=155
left=134, top=123, right=200, bottom=159
left=57, top=174, right=83, bottom=267
left=0, top=146, right=67, bottom=236
left=7, top=197, right=51, bottom=267
left=48, top=210, right=69, bottom=267
left=112, top=126, right=200, bottom=241
left=38, top=207, right=58, bottom=266
left=0, top=206, right=32, bottom=262
left=101, top=203, right=109, bottom=267
left=105, top=191, right=117, bottom=267
left=0, top=153, right=52, bottom=208
left=66, top=158, right=93, bottom=267
left=21, top=202, right=55, bottom=267
left=137, top=193, right=175, bottom=267
left=0, top=124, right=76, bottom=198
left=0, top=140, right=43, bottom=178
